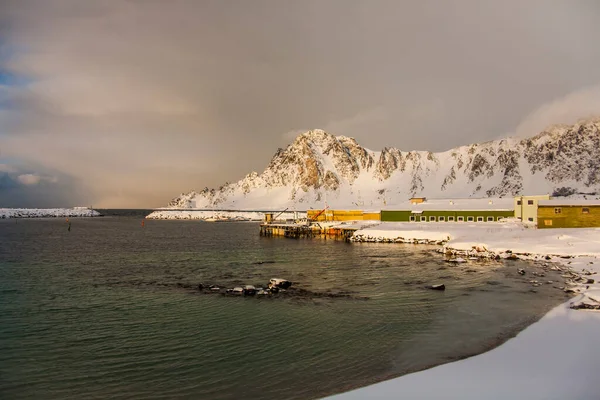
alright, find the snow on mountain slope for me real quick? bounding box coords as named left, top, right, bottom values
left=166, top=118, right=600, bottom=210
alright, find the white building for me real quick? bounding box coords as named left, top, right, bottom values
left=513, top=194, right=551, bottom=224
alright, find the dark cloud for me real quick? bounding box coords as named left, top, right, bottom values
left=0, top=0, right=599, bottom=207
left=0, top=160, right=91, bottom=207
left=0, top=173, right=18, bottom=190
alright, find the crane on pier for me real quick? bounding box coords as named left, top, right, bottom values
left=310, top=206, right=329, bottom=221
left=273, top=208, right=289, bottom=221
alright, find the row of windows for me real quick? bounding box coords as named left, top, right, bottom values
left=518, top=200, right=594, bottom=212
left=554, top=207, right=590, bottom=214
left=409, top=215, right=503, bottom=222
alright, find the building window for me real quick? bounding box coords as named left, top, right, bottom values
left=487, top=216, right=494, bottom=222
left=457, top=216, right=464, bottom=222
left=476, top=216, right=484, bottom=222
left=448, top=216, right=455, bottom=221
left=527, top=200, right=534, bottom=205
left=438, top=216, right=445, bottom=222
left=467, top=216, right=474, bottom=222
left=517, top=200, right=522, bottom=205
left=409, top=215, right=415, bottom=221
left=420, top=216, right=426, bottom=222
left=429, top=216, right=436, bottom=222
left=582, top=207, right=590, bottom=214
left=554, top=208, right=562, bottom=214
left=544, top=220, right=553, bottom=226
left=528, top=217, right=534, bottom=222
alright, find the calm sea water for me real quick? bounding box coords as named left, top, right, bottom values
left=0, top=213, right=568, bottom=399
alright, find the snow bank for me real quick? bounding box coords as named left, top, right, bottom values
left=0, top=208, right=101, bottom=218
left=353, top=221, right=600, bottom=257
left=329, top=221, right=600, bottom=400
left=145, top=209, right=306, bottom=221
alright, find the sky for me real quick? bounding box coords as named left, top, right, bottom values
left=1, top=0, right=600, bottom=208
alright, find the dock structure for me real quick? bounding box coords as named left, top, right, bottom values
left=259, top=220, right=376, bottom=241
left=259, top=223, right=319, bottom=239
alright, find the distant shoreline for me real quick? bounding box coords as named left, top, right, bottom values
left=0, top=208, right=102, bottom=219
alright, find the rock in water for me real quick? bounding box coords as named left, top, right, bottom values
left=446, top=258, right=467, bottom=263
left=243, top=285, right=257, bottom=296
left=430, top=284, right=446, bottom=291
left=269, top=278, right=292, bottom=289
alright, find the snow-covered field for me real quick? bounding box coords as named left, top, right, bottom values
left=0, top=208, right=101, bottom=218
left=145, top=209, right=306, bottom=221
left=328, top=221, right=600, bottom=400
left=351, top=220, right=600, bottom=257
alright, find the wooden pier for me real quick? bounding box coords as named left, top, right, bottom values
left=259, top=222, right=358, bottom=241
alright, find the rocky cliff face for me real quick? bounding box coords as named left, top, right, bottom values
left=167, top=119, right=600, bottom=209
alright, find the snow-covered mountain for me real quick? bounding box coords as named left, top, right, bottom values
left=167, top=118, right=600, bottom=210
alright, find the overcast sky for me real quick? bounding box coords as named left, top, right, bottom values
left=1, top=0, right=600, bottom=208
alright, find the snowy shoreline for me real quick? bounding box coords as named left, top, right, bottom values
left=327, top=221, right=600, bottom=399
left=0, top=208, right=101, bottom=219
left=145, top=209, right=305, bottom=221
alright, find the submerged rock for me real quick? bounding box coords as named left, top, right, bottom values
left=429, top=284, right=446, bottom=291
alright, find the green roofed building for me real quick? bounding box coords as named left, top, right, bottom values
left=381, top=198, right=514, bottom=222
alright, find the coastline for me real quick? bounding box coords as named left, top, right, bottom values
left=327, top=221, right=600, bottom=399
left=0, top=208, right=101, bottom=218
left=145, top=209, right=305, bottom=221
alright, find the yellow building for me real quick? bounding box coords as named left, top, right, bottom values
left=306, top=209, right=381, bottom=221
left=362, top=212, right=381, bottom=221
left=537, top=200, right=600, bottom=228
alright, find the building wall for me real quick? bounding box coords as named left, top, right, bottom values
left=307, top=209, right=364, bottom=221
left=309, top=208, right=514, bottom=222
left=362, top=212, right=381, bottom=221
left=306, top=209, right=327, bottom=221
left=538, top=205, right=600, bottom=228
left=381, top=210, right=513, bottom=222
left=381, top=210, right=413, bottom=221
left=514, top=194, right=551, bottom=224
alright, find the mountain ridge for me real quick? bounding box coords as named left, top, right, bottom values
left=168, top=118, right=600, bottom=210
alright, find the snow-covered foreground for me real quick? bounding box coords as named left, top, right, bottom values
left=0, top=208, right=101, bottom=218
left=327, top=221, right=600, bottom=400
left=146, top=209, right=306, bottom=221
